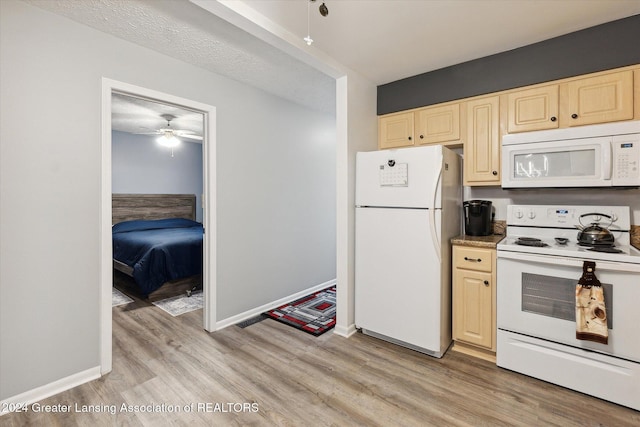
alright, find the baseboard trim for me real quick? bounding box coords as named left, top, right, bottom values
left=333, top=324, right=357, bottom=338
left=216, top=279, right=337, bottom=330
left=0, top=366, right=101, bottom=416
left=451, top=341, right=496, bottom=363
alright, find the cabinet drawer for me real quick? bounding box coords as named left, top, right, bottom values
left=454, top=246, right=493, bottom=272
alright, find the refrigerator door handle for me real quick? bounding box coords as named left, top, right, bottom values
left=429, top=161, right=443, bottom=263
left=429, top=209, right=440, bottom=263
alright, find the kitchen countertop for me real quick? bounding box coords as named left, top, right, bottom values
left=632, top=225, right=640, bottom=250
left=451, top=234, right=505, bottom=249
left=451, top=220, right=506, bottom=249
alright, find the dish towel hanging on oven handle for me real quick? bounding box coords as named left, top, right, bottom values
left=575, top=261, right=608, bottom=345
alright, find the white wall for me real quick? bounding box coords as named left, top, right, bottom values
left=0, top=0, right=336, bottom=401
left=215, top=94, right=336, bottom=319
left=335, top=74, right=378, bottom=336
left=112, top=131, right=204, bottom=222
left=465, top=186, right=640, bottom=224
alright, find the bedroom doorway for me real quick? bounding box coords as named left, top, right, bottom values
left=100, top=78, right=217, bottom=374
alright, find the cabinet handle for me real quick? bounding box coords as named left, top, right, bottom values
left=492, top=171, right=498, bottom=176
left=419, top=135, right=424, bottom=139
left=550, top=116, right=557, bottom=122
left=484, top=280, right=490, bottom=286
left=408, top=136, right=412, bottom=141
left=464, top=257, right=482, bottom=262
left=571, top=113, right=578, bottom=119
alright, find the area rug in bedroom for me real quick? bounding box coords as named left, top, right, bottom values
left=112, top=287, right=134, bottom=307
left=152, top=290, right=203, bottom=317
left=263, top=286, right=336, bottom=336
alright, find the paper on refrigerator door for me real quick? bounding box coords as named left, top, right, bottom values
left=379, top=162, right=408, bottom=186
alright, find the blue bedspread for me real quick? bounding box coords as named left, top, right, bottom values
left=113, top=218, right=203, bottom=296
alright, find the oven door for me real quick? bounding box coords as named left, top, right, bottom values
left=501, top=138, right=611, bottom=188
left=497, top=250, right=640, bottom=362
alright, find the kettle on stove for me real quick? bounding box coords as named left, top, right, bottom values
left=575, top=213, right=615, bottom=246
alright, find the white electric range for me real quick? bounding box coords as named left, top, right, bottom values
left=496, top=205, right=640, bottom=411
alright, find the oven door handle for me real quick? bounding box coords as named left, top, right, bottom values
left=497, top=250, right=640, bottom=273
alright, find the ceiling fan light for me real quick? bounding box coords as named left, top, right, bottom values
left=157, top=134, right=180, bottom=147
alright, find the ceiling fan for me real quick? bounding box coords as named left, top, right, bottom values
left=137, top=114, right=203, bottom=145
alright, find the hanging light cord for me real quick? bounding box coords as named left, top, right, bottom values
left=303, top=0, right=328, bottom=46
left=304, top=0, right=313, bottom=45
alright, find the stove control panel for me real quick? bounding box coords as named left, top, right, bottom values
left=506, top=205, right=631, bottom=230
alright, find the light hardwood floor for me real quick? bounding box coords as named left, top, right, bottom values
left=3, top=293, right=639, bottom=426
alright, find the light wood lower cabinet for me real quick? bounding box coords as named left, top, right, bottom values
left=452, top=245, right=496, bottom=359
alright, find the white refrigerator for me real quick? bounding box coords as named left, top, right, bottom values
left=355, top=145, right=461, bottom=358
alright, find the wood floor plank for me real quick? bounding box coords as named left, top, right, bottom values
left=3, top=292, right=639, bottom=426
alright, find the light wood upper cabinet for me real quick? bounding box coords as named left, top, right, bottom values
left=464, top=96, right=500, bottom=186
left=453, top=246, right=496, bottom=352
left=377, top=64, right=638, bottom=186
left=508, top=70, right=634, bottom=132
left=378, top=111, right=415, bottom=149
left=562, top=70, right=634, bottom=127
left=507, top=85, right=559, bottom=133
left=415, top=103, right=460, bottom=144
left=379, top=104, right=462, bottom=149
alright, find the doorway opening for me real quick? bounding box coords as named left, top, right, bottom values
left=100, top=78, right=217, bottom=374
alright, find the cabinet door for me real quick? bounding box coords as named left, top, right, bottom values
left=565, top=70, right=634, bottom=127
left=378, top=112, right=414, bottom=149
left=464, top=96, right=500, bottom=185
left=507, top=85, right=559, bottom=133
left=415, top=103, right=460, bottom=144
left=453, top=268, right=493, bottom=349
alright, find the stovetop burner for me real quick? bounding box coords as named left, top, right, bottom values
left=498, top=204, right=640, bottom=265
left=515, top=237, right=549, bottom=247
left=577, top=242, right=615, bottom=247
left=587, top=246, right=624, bottom=253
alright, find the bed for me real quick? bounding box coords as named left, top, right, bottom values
left=112, top=194, right=203, bottom=298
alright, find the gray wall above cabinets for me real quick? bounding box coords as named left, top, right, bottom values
left=377, top=14, right=640, bottom=115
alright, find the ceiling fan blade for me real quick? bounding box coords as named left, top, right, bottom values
left=177, top=133, right=203, bottom=141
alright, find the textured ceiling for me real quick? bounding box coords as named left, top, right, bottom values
left=26, top=0, right=337, bottom=115
left=241, top=0, right=640, bottom=86
left=111, top=93, right=204, bottom=140
left=26, top=0, right=640, bottom=127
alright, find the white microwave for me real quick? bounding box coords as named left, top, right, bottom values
left=501, top=121, right=640, bottom=188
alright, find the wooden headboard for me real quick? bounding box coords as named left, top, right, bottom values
left=112, top=194, right=197, bottom=224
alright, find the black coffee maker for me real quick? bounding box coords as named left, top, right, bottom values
left=463, top=200, right=493, bottom=236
